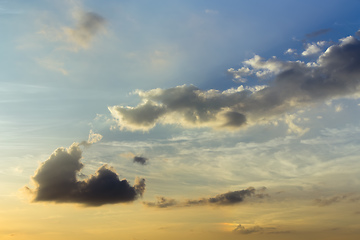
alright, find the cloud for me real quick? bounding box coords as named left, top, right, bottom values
left=143, top=196, right=178, bottom=208
left=143, top=187, right=267, bottom=208
left=35, top=58, right=68, bottom=75
left=205, top=9, right=219, bottom=15
left=356, top=29, right=360, bottom=37
left=302, top=43, right=321, bottom=56
left=285, top=48, right=297, bottom=55
left=63, top=11, right=106, bottom=49
left=313, top=193, right=360, bottom=206
left=24, top=143, right=145, bottom=206
left=109, top=33, right=360, bottom=131
left=133, top=156, right=149, bottom=165
left=305, top=28, right=332, bottom=38
left=79, top=130, right=103, bottom=147
left=302, top=41, right=327, bottom=56
left=313, top=195, right=347, bottom=206
left=233, top=224, right=264, bottom=234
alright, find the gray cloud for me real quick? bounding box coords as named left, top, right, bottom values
left=233, top=224, right=264, bottom=234
left=133, top=156, right=149, bottom=165
left=25, top=143, right=145, bottom=206
left=109, top=34, right=360, bottom=131
left=356, top=30, right=360, bottom=37
left=64, top=11, right=106, bottom=48
left=143, top=196, right=178, bottom=208
left=232, top=224, right=289, bottom=235
left=313, top=195, right=348, bottom=206
left=143, top=187, right=266, bottom=208
left=313, top=193, right=360, bottom=207
left=305, top=28, right=332, bottom=38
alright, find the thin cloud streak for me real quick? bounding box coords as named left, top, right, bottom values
left=143, top=187, right=268, bottom=208
left=305, top=28, right=332, bottom=38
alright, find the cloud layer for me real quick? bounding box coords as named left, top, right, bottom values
left=25, top=143, right=145, bottom=206
left=109, top=34, right=360, bottom=131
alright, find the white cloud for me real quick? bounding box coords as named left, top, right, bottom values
left=302, top=43, right=321, bottom=56
left=285, top=48, right=297, bottom=55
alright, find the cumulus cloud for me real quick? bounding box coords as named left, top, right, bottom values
left=302, top=41, right=327, bottom=56
left=24, top=143, right=145, bottom=206
left=302, top=43, right=321, bottom=56
left=109, top=34, right=360, bottom=131
left=63, top=11, right=106, bottom=48
left=143, top=187, right=267, bottom=208
left=133, top=156, right=149, bottom=165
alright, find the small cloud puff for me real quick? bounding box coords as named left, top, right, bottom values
left=133, top=156, right=149, bottom=165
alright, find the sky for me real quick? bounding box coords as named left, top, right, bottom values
left=1, top=0, right=360, bottom=239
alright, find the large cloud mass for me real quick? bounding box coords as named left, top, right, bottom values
left=109, top=34, right=360, bottom=131
left=25, top=143, right=145, bottom=206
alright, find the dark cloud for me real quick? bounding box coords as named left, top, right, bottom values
left=25, top=143, right=145, bottom=206
left=64, top=11, right=106, bottom=48
left=305, top=28, right=332, bottom=38
left=109, top=33, right=360, bottom=131
left=133, top=156, right=148, bottom=165
left=188, top=188, right=255, bottom=206
left=143, top=187, right=267, bottom=208
left=233, top=224, right=264, bottom=234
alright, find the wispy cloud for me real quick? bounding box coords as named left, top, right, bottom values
left=305, top=28, right=332, bottom=38
left=204, top=9, right=219, bottom=15
left=35, top=57, right=68, bottom=75
left=63, top=11, right=106, bottom=49
left=313, top=193, right=360, bottom=206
